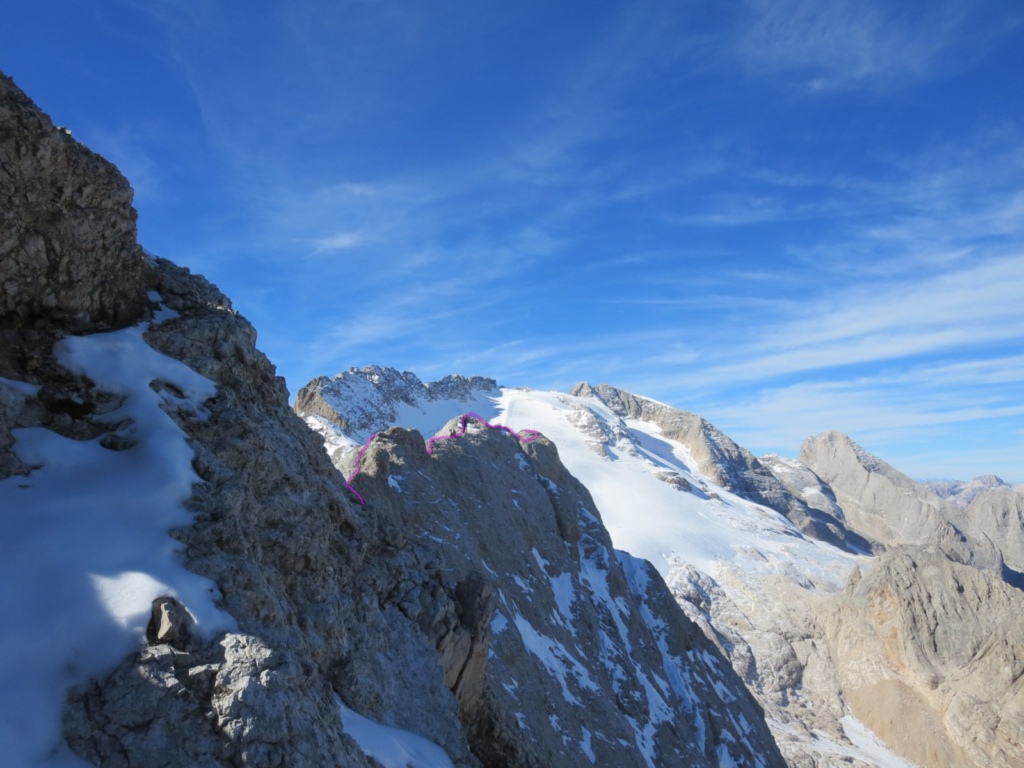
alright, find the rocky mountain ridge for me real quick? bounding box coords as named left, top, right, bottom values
left=0, top=70, right=783, bottom=768
left=925, top=474, right=1011, bottom=506
left=295, top=367, right=500, bottom=439
left=568, top=382, right=873, bottom=556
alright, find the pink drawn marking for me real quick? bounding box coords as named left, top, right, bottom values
left=344, top=412, right=540, bottom=505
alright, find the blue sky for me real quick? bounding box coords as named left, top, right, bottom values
left=4, top=0, right=1024, bottom=480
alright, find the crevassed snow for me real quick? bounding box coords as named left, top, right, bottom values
left=338, top=699, right=454, bottom=768
left=494, top=389, right=860, bottom=588
left=0, top=320, right=235, bottom=767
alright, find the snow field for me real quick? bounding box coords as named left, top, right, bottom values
left=494, top=389, right=860, bottom=591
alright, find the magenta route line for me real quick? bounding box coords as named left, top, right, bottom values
left=344, top=412, right=540, bottom=506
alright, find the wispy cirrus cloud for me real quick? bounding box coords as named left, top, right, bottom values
left=733, top=0, right=1015, bottom=91
left=699, top=373, right=1024, bottom=465
left=628, top=251, right=1023, bottom=475
left=670, top=253, right=1024, bottom=386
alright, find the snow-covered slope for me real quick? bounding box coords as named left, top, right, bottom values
left=297, top=367, right=920, bottom=767
left=298, top=368, right=858, bottom=586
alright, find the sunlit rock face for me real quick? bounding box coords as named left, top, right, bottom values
left=823, top=548, right=1024, bottom=768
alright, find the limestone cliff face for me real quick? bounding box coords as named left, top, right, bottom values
left=944, top=486, right=1024, bottom=574
left=801, top=431, right=1003, bottom=570
left=1, top=69, right=785, bottom=767
left=823, top=548, right=1024, bottom=768
left=801, top=431, right=940, bottom=545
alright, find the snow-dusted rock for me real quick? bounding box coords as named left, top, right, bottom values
left=346, top=418, right=785, bottom=766
left=295, top=367, right=499, bottom=439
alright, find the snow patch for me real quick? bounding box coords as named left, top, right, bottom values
left=0, top=322, right=235, bottom=767
left=580, top=727, right=596, bottom=763
left=338, top=699, right=455, bottom=768
left=510, top=609, right=597, bottom=705
left=840, top=716, right=923, bottom=768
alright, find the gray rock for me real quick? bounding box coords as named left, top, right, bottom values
left=801, top=431, right=1003, bottom=570
left=146, top=597, right=195, bottom=649
left=925, top=475, right=1008, bottom=506
left=946, top=486, right=1024, bottom=574
left=65, top=636, right=374, bottom=768
left=0, top=71, right=148, bottom=336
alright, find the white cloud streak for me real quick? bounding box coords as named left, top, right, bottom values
left=734, top=0, right=1003, bottom=91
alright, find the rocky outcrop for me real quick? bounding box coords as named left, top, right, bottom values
left=346, top=420, right=785, bottom=767
left=0, top=72, right=148, bottom=338
left=56, top=256, right=475, bottom=768
left=943, top=486, right=1024, bottom=574
left=925, top=474, right=1008, bottom=507
left=571, top=382, right=869, bottom=553
left=1, top=71, right=151, bottom=483
left=823, top=548, right=1024, bottom=768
